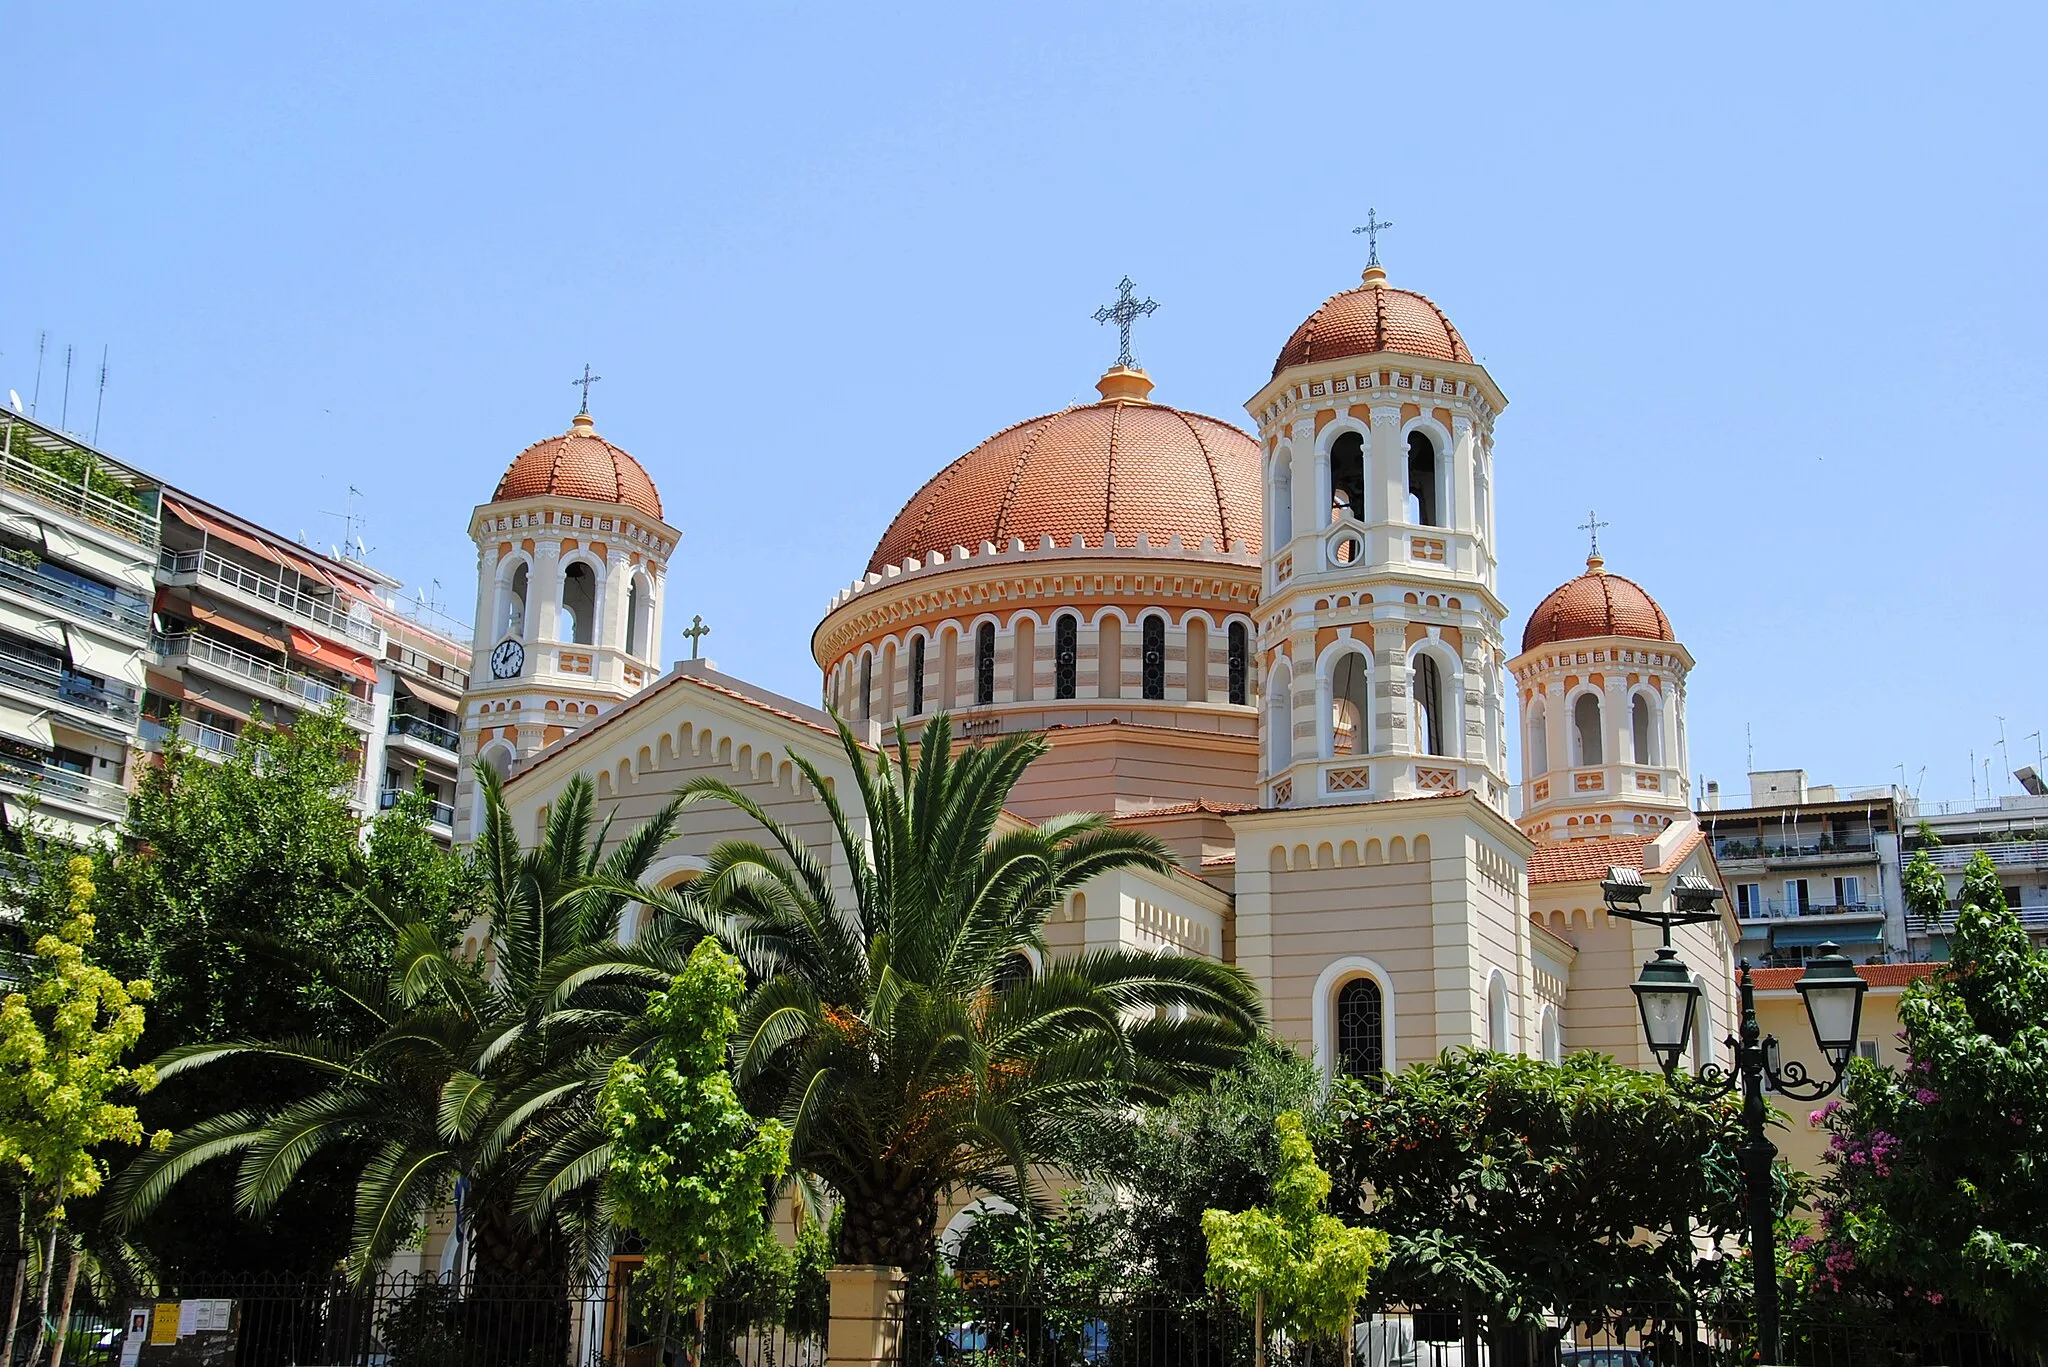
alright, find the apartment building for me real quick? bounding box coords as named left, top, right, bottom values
left=0, top=410, right=159, bottom=840
left=1698, top=770, right=1907, bottom=965
left=1901, top=789, right=2048, bottom=956
left=147, top=490, right=469, bottom=842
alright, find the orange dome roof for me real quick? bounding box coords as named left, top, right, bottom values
left=1521, top=554, right=1674, bottom=653
left=867, top=369, right=1260, bottom=575
left=1273, top=266, right=1471, bottom=376
left=493, top=413, right=663, bottom=520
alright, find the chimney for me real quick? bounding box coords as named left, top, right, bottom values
left=1703, top=780, right=1721, bottom=811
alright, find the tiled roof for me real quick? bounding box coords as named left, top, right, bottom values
left=1529, top=834, right=1655, bottom=886
left=1272, top=268, right=1471, bottom=375
left=1751, top=963, right=1939, bottom=991
left=494, top=413, right=663, bottom=519
left=1521, top=554, right=1672, bottom=653
left=1113, top=799, right=1261, bottom=821
left=867, top=371, right=1260, bottom=575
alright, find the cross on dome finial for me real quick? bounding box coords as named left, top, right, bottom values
left=1579, top=509, right=1610, bottom=566
left=571, top=363, right=602, bottom=416
left=1352, top=208, right=1394, bottom=269
left=1093, top=276, right=1158, bottom=370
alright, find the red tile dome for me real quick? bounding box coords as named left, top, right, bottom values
left=1521, top=555, right=1674, bottom=652
left=867, top=368, right=1260, bottom=575
left=1273, top=266, right=1471, bottom=376
left=493, top=413, right=663, bottom=520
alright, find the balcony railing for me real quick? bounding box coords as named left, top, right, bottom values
left=157, top=632, right=373, bottom=726
left=1920, top=840, right=2048, bottom=871
left=388, top=712, right=460, bottom=754
left=0, top=421, right=160, bottom=545
left=0, top=753, right=127, bottom=813
left=0, top=555, right=150, bottom=638
left=1713, top=835, right=1878, bottom=862
left=140, top=714, right=239, bottom=760
left=379, top=787, right=455, bottom=828
left=1915, top=903, right=2048, bottom=935
left=1742, top=897, right=1888, bottom=921
left=0, top=650, right=138, bottom=724
left=156, top=547, right=380, bottom=647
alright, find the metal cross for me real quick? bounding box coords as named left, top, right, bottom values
left=1352, top=208, right=1395, bottom=268
left=683, top=614, right=711, bottom=660
left=1092, top=276, right=1158, bottom=369
left=571, top=364, right=602, bottom=415
left=1579, top=510, right=1610, bottom=558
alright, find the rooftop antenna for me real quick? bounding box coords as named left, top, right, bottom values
left=1997, top=716, right=2012, bottom=798
left=1746, top=722, right=1754, bottom=772
left=92, top=346, right=109, bottom=445
left=59, top=344, right=74, bottom=432
left=322, top=485, right=372, bottom=562
left=30, top=332, right=44, bottom=417
left=7, top=391, right=20, bottom=415
left=1970, top=748, right=1977, bottom=806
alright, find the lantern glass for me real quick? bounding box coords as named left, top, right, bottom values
left=1796, top=944, right=1868, bottom=1069
left=1631, top=947, right=1701, bottom=1075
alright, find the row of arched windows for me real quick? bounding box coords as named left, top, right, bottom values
left=1525, top=689, right=1671, bottom=776
left=1267, top=645, right=1476, bottom=772
left=494, top=557, right=655, bottom=658
left=1270, top=428, right=1453, bottom=549
left=1332, top=970, right=1547, bottom=1084
left=842, top=616, right=1252, bottom=721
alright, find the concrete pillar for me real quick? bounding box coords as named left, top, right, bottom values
left=1289, top=417, right=1318, bottom=550
left=1544, top=680, right=1570, bottom=786
left=826, top=1265, right=906, bottom=1367
left=533, top=541, right=563, bottom=646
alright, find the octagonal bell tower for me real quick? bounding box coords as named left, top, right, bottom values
left=1244, top=262, right=1513, bottom=813
left=454, top=407, right=679, bottom=841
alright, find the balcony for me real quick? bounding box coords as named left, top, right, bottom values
left=1712, top=835, right=1878, bottom=865
left=140, top=714, right=240, bottom=761
left=387, top=711, right=460, bottom=758
left=156, top=632, right=374, bottom=728
left=0, top=555, right=150, bottom=639
left=1920, top=840, right=2048, bottom=872
left=156, top=547, right=380, bottom=648
left=1739, top=897, right=1888, bottom=922
left=0, top=418, right=161, bottom=546
left=0, top=649, right=138, bottom=726
left=1916, top=904, right=2048, bottom=937
left=379, top=786, right=455, bottom=830
left=0, top=752, right=127, bottom=815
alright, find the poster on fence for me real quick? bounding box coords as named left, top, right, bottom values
left=120, top=1299, right=241, bottom=1367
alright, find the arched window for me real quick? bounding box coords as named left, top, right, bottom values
left=1406, top=431, right=1441, bottom=527
left=1336, top=977, right=1385, bottom=1080
left=1331, top=650, right=1369, bottom=757
left=1227, top=623, right=1249, bottom=706
left=500, top=563, right=529, bottom=640
left=1527, top=696, right=1550, bottom=777
left=560, top=562, right=597, bottom=646
left=1272, top=450, right=1293, bottom=546
left=974, top=623, right=996, bottom=706
left=624, top=577, right=644, bottom=658
left=1054, top=616, right=1078, bottom=699
left=1329, top=431, right=1365, bottom=525
left=1185, top=617, right=1208, bottom=702
left=993, top=953, right=1032, bottom=994
left=909, top=636, right=926, bottom=716
left=1573, top=693, right=1603, bottom=766
left=1631, top=693, right=1655, bottom=765
left=1414, top=653, right=1446, bottom=757
left=1487, top=972, right=1511, bottom=1052
left=1141, top=615, right=1166, bottom=700
left=859, top=652, right=874, bottom=722
left=1268, top=665, right=1293, bottom=772
left=1540, top=1006, right=1562, bottom=1065
left=1098, top=618, right=1122, bottom=700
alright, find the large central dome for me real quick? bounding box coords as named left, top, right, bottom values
left=868, top=369, right=1260, bottom=575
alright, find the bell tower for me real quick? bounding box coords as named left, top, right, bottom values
left=454, top=407, right=679, bottom=841
left=1244, top=262, right=1513, bottom=813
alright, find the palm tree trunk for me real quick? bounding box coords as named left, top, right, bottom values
left=44, top=1240, right=80, bottom=1367
left=25, top=1220, right=58, bottom=1367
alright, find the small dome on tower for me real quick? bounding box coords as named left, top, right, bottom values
left=494, top=412, right=663, bottom=520
left=866, top=368, right=1260, bottom=574
left=1272, top=266, right=1471, bottom=376
left=1521, top=553, right=1673, bottom=653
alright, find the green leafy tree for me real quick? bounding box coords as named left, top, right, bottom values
left=601, top=939, right=790, bottom=1364
left=1203, top=1111, right=1389, bottom=1350
left=1803, top=852, right=2048, bottom=1354
left=654, top=713, right=1264, bottom=1279
left=1902, top=825, right=1950, bottom=944
left=0, top=857, right=167, bottom=1367
left=1321, top=1050, right=1754, bottom=1338
left=113, top=764, right=694, bottom=1286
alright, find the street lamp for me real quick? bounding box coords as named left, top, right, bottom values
left=1600, top=866, right=1869, bottom=1364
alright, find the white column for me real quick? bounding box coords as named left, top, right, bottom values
left=1544, top=679, right=1570, bottom=783
left=1289, top=416, right=1318, bottom=550
left=602, top=548, right=631, bottom=678
left=471, top=544, right=498, bottom=658
left=646, top=562, right=667, bottom=671
left=533, top=540, right=563, bottom=645
left=1452, top=416, right=1477, bottom=537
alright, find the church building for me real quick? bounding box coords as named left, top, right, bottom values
left=455, top=257, right=1739, bottom=1085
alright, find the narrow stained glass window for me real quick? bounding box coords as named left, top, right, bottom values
left=910, top=636, right=926, bottom=716
left=1337, top=977, right=1385, bottom=1080
left=1141, top=616, right=1166, bottom=700
left=1054, top=616, right=1078, bottom=700
left=975, top=623, right=996, bottom=706
left=1227, top=622, right=1249, bottom=706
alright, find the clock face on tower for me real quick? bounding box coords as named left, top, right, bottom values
left=490, top=638, right=525, bottom=680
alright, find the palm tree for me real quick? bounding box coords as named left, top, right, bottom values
left=112, top=766, right=696, bottom=1285
left=647, top=714, right=1264, bottom=1278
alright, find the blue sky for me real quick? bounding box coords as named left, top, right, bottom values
left=7, top=3, right=2043, bottom=806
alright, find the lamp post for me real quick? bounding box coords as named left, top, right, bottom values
left=1600, top=867, right=1868, bottom=1364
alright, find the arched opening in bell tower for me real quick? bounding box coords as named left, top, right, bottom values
left=1329, top=432, right=1365, bottom=525
left=499, top=563, right=529, bottom=640
left=1271, top=450, right=1293, bottom=546
left=561, top=562, right=597, bottom=645
left=1573, top=693, right=1604, bottom=766
left=1631, top=692, right=1657, bottom=765
left=1331, top=650, right=1370, bottom=756
left=1406, top=431, right=1442, bottom=527
left=1414, top=653, right=1447, bottom=756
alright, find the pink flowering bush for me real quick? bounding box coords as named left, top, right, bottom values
left=1800, top=852, right=2048, bottom=1354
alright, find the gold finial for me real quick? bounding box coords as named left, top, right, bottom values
left=1096, top=366, right=1155, bottom=403
left=1361, top=264, right=1389, bottom=288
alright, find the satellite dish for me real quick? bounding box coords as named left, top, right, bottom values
left=7, top=391, right=20, bottom=415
